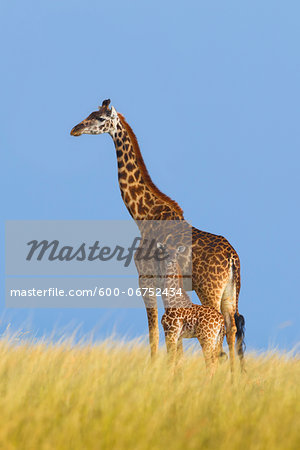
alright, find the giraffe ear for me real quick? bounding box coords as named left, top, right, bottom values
left=111, top=106, right=118, bottom=118
left=102, top=99, right=111, bottom=109
left=98, top=99, right=111, bottom=112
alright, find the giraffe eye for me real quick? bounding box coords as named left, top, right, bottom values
left=177, top=246, right=185, bottom=253
left=98, top=118, right=105, bottom=122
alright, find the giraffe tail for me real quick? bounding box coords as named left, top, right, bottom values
left=234, top=312, right=246, bottom=357
left=232, top=258, right=246, bottom=357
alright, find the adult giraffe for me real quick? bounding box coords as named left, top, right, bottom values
left=70, top=99, right=245, bottom=371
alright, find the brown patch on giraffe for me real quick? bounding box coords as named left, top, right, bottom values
left=135, top=185, right=144, bottom=195
left=152, top=204, right=164, bottom=215
left=144, top=191, right=154, bottom=206
left=138, top=198, right=146, bottom=215
left=129, top=186, right=137, bottom=201
left=131, top=203, right=136, bottom=215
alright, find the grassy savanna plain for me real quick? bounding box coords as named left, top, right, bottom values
left=0, top=332, right=299, bottom=450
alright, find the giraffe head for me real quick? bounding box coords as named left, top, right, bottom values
left=70, top=99, right=119, bottom=136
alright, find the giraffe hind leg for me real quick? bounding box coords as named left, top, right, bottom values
left=217, top=325, right=227, bottom=362
left=198, top=338, right=218, bottom=378
left=221, top=280, right=237, bottom=375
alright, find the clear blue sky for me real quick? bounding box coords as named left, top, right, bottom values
left=1, top=1, right=299, bottom=350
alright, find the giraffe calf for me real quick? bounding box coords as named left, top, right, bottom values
left=158, top=243, right=226, bottom=375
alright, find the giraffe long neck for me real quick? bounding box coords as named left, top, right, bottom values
left=110, top=114, right=184, bottom=221
left=162, top=260, right=192, bottom=309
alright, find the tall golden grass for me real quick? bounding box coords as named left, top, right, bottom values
left=0, top=333, right=299, bottom=450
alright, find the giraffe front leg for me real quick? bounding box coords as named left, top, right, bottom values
left=145, top=307, right=159, bottom=359
left=162, top=316, right=183, bottom=372
left=176, top=339, right=184, bottom=364
left=165, top=333, right=178, bottom=370
left=138, top=275, right=159, bottom=359
left=135, top=249, right=160, bottom=359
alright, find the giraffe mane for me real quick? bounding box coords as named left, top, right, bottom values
left=118, top=113, right=184, bottom=217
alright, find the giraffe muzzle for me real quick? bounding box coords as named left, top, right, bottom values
left=70, top=123, right=85, bottom=136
